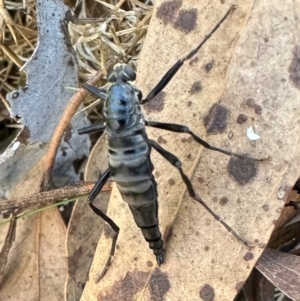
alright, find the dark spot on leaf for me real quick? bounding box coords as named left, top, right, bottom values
left=219, top=196, right=229, bottom=206
left=149, top=268, right=171, bottom=301
left=243, top=251, right=254, bottom=261
left=144, top=91, right=165, bottom=114
left=98, top=268, right=149, bottom=301
left=156, top=0, right=182, bottom=24
left=237, top=114, right=248, bottom=124
left=190, top=81, right=202, bottom=94
left=264, top=37, right=269, bottom=43
left=220, top=0, right=225, bottom=3
left=147, top=261, right=153, bottom=267
left=199, top=284, right=215, bottom=301
left=133, top=257, right=138, bottom=261
left=187, top=137, right=193, bottom=143
left=227, top=157, right=256, bottom=185
left=174, top=8, right=197, bottom=34
left=187, top=101, right=192, bottom=106
left=204, top=246, right=209, bottom=251
left=189, top=57, right=199, bottom=66
left=262, top=204, right=269, bottom=211
left=197, top=177, right=205, bottom=183
left=246, top=98, right=255, bottom=107
left=289, top=45, right=300, bottom=89
left=254, top=104, right=262, bottom=115
left=157, top=135, right=167, bottom=144
left=204, top=104, right=228, bottom=134
left=155, top=171, right=161, bottom=178
left=204, top=61, right=214, bottom=73
left=168, top=178, right=175, bottom=185
left=246, top=98, right=262, bottom=115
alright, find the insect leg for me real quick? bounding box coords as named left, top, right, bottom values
left=78, top=83, right=107, bottom=135
left=78, top=123, right=106, bottom=135
left=82, top=83, right=107, bottom=100
left=145, top=120, right=261, bottom=161
left=141, top=5, right=236, bottom=104
left=88, top=168, right=120, bottom=282
left=149, top=139, right=249, bottom=246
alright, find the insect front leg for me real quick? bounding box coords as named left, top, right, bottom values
left=78, top=123, right=106, bottom=135
left=77, top=82, right=107, bottom=135
left=149, top=140, right=249, bottom=247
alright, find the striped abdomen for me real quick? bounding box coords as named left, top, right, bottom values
left=106, top=129, right=164, bottom=261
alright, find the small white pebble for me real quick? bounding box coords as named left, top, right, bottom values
left=277, top=189, right=285, bottom=200
left=247, top=126, right=261, bottom=140
left=11, top=141, right=20, bottom=151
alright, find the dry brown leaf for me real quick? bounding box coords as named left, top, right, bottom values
left=256, top=248, right=300, bottom=300
left=0, top=161, right=67, bottom=301
left=81, top=1, right=300, bottom=300
left=66, top=135, right=110, bottom=301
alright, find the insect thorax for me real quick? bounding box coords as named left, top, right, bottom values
left=104, top=64, right=144, bottom=135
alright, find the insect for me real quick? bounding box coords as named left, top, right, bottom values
left=79, top=6, right=257, bottom=280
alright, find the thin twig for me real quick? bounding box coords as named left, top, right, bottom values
left=0, top=181, right=112, bottom=214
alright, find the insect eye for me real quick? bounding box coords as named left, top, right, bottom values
left=108, top=65, right=136, bottom=82
left=124, top=65, right=136, bottom=81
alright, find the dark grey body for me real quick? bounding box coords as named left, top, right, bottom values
left=81, top=8, right=243, bottom=273
left=103, top=71, right=164, bottom=260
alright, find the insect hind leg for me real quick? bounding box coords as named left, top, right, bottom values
left=149, top=139, right=249, bottom=247
left=88, top=168, right=120, bottom=282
